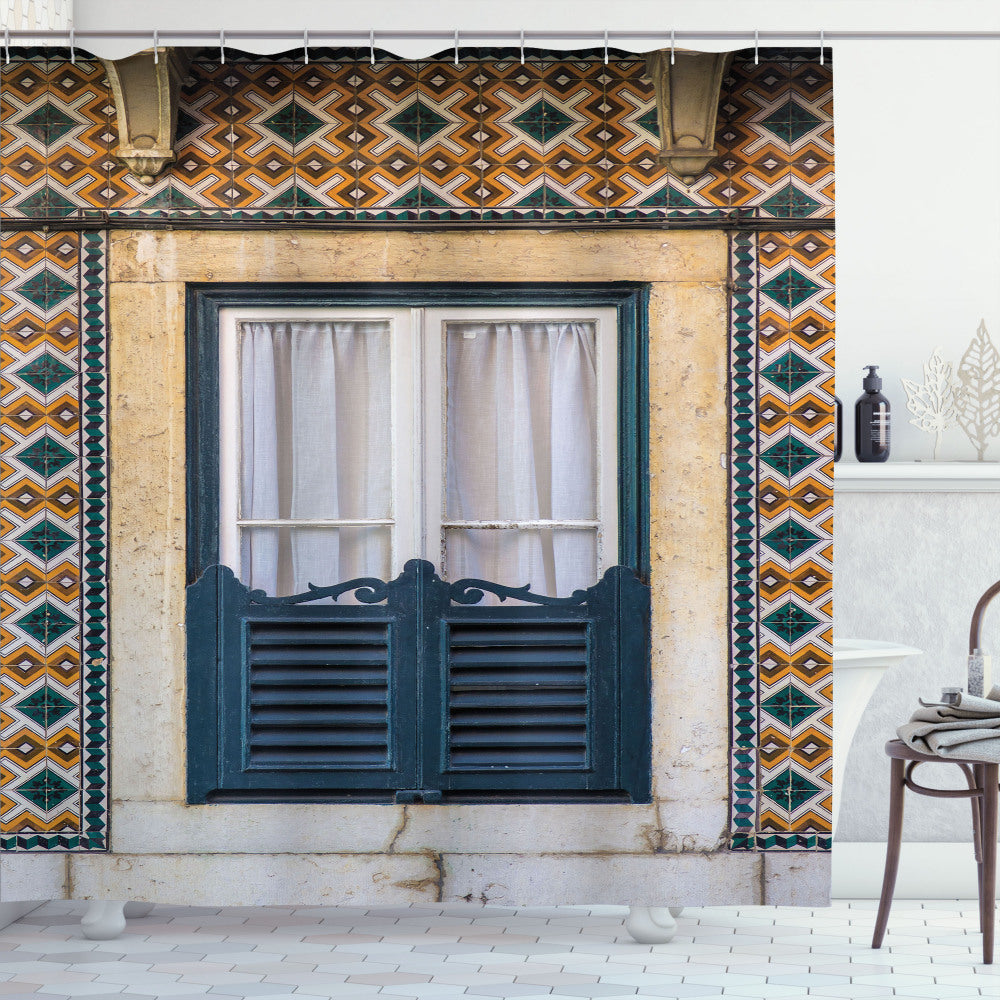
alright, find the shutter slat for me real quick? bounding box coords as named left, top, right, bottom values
left=450, top=648, right=587, bottom=666
left=250, top=646, right=388, bottom=665
left=450, top=689, right=587, bottom=709
left=449, top=668, right=586, bottom=687
left=445, top=621, right=589, bottom=771
left=251, top=625, right=387, bottom=646
left=247, top=621, right=391, bottom=768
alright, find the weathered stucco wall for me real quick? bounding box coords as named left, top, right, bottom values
left=54, top=226, right=821, bottom=907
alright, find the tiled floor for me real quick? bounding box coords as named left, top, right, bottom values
left=0, top=899, right=993, bottom=999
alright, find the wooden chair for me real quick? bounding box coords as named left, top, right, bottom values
left=872, top=739, right=998, bottom=964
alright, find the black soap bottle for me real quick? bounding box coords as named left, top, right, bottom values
left=854, top=365, right=890, bottom=463
left=833, top=395, right=843, bottom=462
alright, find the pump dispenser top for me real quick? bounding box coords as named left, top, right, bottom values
left=862, top=365, right=882, bottom=392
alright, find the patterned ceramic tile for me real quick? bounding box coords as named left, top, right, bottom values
left=0, top=46, right=833, bottom=854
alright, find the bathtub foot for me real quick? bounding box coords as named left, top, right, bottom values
left=625, top=905, right=678, bottom=943
left=81, top=900, right=126, bottom=940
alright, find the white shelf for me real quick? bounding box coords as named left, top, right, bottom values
left=835, top=461, right=1000, bottom=492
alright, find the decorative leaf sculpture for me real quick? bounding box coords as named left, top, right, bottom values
left=956, top=319, right=1000, bottom=460
left=901, top=349, right=963, bottom=460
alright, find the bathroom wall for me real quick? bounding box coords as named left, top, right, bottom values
left=836, top=491, right=1000, bottom=843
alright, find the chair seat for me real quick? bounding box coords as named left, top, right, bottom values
left=884, top=738, right=990, bottom=768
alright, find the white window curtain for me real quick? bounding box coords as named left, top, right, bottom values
left=445, top=321, right=599, bottom=598
left=239, top=320, right=392, bottom=595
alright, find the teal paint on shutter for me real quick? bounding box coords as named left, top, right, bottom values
left=188, top=561, right=651, bottom=802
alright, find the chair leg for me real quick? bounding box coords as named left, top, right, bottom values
left=873, top=757, right=906, bottom=950
left=981, top=764, right=997, bottom=965
left=972, top=764, right=985, bottom=933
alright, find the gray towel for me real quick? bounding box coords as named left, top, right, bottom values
left=896, top=685, right=1000, bottom=762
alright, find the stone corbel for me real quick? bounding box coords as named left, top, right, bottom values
left=100, top=48, right=192, bottom=184
left=644, top=49, right=734, bottom=185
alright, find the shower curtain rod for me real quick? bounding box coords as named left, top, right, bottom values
left=3, top=28, right=1000, bottom=46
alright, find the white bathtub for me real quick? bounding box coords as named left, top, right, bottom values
left=831, top=639, right=922, bottom=835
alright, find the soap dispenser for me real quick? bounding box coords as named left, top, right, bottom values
left=854, top=365, right=890, bottom=463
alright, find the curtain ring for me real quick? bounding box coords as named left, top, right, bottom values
left=153, top=29, right=159, bottom=64
left=220, top=28, right=226, bottom=65
left=820, top=28, right=825, bottom=65
left=69, top=26, right=75, bottom=64
left=603, top=29, right=608, bottom=65
left=754, top=28, right=759, bottom=65
left=670, top=28, right=675, bottom=64
left=454, top=29, right=459, bottom=67
left=520, top=29, right=524, bottom=65
left=303, top=29, right=309, bottom=65
left=370, top=28, right=375, bottom=66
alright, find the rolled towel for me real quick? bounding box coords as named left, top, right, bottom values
left=896, top=684, right=1000, bottom=762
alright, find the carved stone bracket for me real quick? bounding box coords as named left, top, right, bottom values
left=644, top=49, right=734, bottom=185
left=100, top=48, right=192, bottom=184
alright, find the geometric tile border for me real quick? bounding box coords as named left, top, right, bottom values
left=1, top=48, right=832, bottom=851
left=0, top=228, right=108, bottom=849
left=730, top=228, right=835, bottom=850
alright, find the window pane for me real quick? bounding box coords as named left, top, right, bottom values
left=444, top=527, right=598, bottom=600
left=445, top=322, right=598, bottom=521
left=240, top=321, right=392, bottom=521
left=240, top=526, right=391, bottom=597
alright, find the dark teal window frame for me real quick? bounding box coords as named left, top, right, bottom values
left=186, top=282, right=651, bottom=804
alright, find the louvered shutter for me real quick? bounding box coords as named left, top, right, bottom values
left=421, top=564, right=651, bottom=800
left=188, top=562, right=650, bottom=802
left=187, top=565, right=418, bottom=801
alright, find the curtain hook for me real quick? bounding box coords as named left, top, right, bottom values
left=153, top=29, right=159, bottom=64
left=69, top=26, right=75, bottom=64
left=754, top=28, right=759, bottom=65
left=370, top=28, right=375, bottom=66
left=220, top=28, right=226, bottom=65
left=603, top=29, right=608, bottom=65
left=303, top=29, right=309, bottom=65
left=820, top=28, right=825, bottom=65
left=454, top=29, right=459, bottom=68
left=670, top=28, right=675, bottom=65
left=520, top=29, right=524, bottom=65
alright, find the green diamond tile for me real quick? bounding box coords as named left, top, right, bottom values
left=759, top=434, right=820, bottom=477
left=13, top=599, right=77, bottom=644
left=14, top=434, right=76, bottom=478
left=511, top=95, right=573, bottom=144
left=761, top=265, right=822, bottom=310
left=761, top=766, right=823, bottom=812
left=760, top=351, right=822, bottom=392
left=14, top=184, right=77, bottom=217
left=385, top=98, right=449, bottom=144
left=759, top=182, right=822, bottom=217
left=760, top=519, right=822, bottom=560
left=14, top=766, right=77, bottom=811
left=761, top=600, right=822, bottom=644
left=13, top=351, right=77, bottom=394
left=761, top=683, right=822, bottom=727
left=16, top=103, right=77, bottom=145
left=14, top=683, right=76, bottom=729
left=760, top=99, right=823, bottom=144
left=260, top=101, right=324, bottom=145
left=15, top=518, right=76, bottom=560
left=17, top=269, right=76, bottom=311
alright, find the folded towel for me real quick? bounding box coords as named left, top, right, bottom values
left=896, top=685, right=1000, bottom=762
